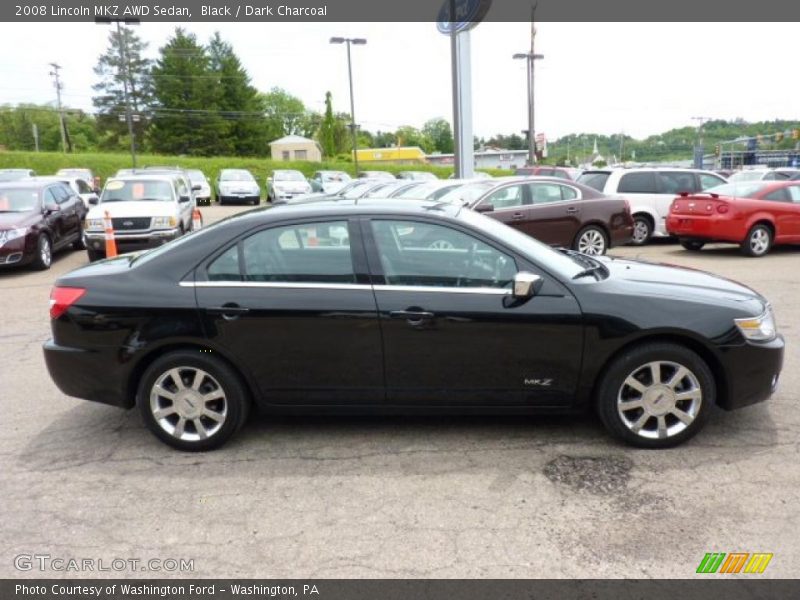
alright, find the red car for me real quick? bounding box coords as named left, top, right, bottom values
left=666, top=181, right=800, bottom=257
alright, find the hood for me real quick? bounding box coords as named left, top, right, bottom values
left=0, top=210, right=39, bottom=229
left=274, top=181, right=311, bottom=192
left=597, top=256, right=765, bottom=311
left=87, top=201, right=177, bottom=220
left=322, top=181, right=347, bottom=193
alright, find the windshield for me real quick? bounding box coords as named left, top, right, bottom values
left=704, top=182, right=770, bottom=198
left=221, top=170, right=254, bottom=182
left=438, top=182, right=495, bottom=205
left=577, top=172, right=610, bottom=191
left=102, top=179, right=174, bottom=202
left=187, top=170, right=207, bottom=183
left=274, top=171, right=306, bottom=182
left=340, top=181, right=376, bottom=199
left=458, top=209, right=584, bottom=280
left=320, top=171, right=350, bottom=182
left=0, top=188, right=39, bottom=212
left=728, top=171, right=766, bottom=183
left=0, top=171, right=30, bottom=182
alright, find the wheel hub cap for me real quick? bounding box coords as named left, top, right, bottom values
left=150, top=366, right=227, bottom=442
left=642, top=384, right=675, bottom=416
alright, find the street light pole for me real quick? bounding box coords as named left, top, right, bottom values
left=513, top=6, right=544, bottom=167
left=330, top=37, right=366, bottom=177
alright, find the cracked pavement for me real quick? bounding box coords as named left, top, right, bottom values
left=1, top=204, right=798, bottom=578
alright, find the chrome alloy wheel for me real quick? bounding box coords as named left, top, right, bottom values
left=617, top=361, right=702, bottom=440
left=632, top=219, right=650, bottom=244
left=578, top=229, right=606, bottom=255
left=40, top=236, right=52, bottom=267
left=149, top=367, right=227, bottom=442
left=749, top=228, right=770, bottom=256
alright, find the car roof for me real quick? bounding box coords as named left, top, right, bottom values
left=0, top=179, right=49, bottom=189
left=30, top=176, right=77, bottom=183
left=236, top=198, right=462, bottom=221
left=107, top=174, right=180, bottom=182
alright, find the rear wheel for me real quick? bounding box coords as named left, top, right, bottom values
left=630, top=215, right=653, bottom=246
left=574, top=225, right=608, bottom=255
left=680, top=239, right=705, bottom=251
left=596, top=343, right=714, bottom=448
left=138, top=351, right=250, bottom=451
left=740, top=224, right=772, bottom=257
left=31, top=235, right=52, bottom=270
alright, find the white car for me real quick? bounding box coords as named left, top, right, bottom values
left=216, top=169, right=260, bottom=205
left=311, top=170, right=351, bottom=194
left=83, top=174, right=195, bottom=261
left=186, top=169, right=212, bottom=206
left=728, top=168, right=800, bottom=183
left=577, top=168, right=727, bottom=244
left=268, top=169, right=313, bottom=204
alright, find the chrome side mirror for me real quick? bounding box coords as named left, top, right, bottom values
left=513, top=271, right=542, bottom=299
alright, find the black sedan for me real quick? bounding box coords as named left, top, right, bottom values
left=44, top=200, right=783, bottom=451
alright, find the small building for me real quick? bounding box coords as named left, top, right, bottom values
left=355, top=146, right=427, bottom=165
left=427, top=148, right=530, bottom=170
left=269, top=135, right=323, bottom=162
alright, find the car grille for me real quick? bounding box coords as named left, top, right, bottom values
left=112, top=217, right=151, bottom=231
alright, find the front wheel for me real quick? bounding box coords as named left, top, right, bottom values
left=680, top=239, right=705, bottom=251
left=740, top=224, right=772, bottom=257
left=574, top=225, right=608, bottom=255
left=596, top=343, right=714, bottom=448
left=630, top=215, right=652, bottom=246
left=138, top=351, right=251, bottom=451
left=72, top=225, right=87, bottom=250
left=31, top=234, right=52, bottom=270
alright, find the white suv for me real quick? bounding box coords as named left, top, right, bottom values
left=84, top=174, right=195, bottom=261
left=577, top=168, right=726, bottom=244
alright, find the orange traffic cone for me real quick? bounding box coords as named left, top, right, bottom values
left=192, top=208, right=203, bottom=231
left=103, top=210, right=118, bottom=258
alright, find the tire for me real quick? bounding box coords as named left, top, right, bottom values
left=87, top=248, right=105, bottom=262
left=596, top=342, right=715, bottom=449
left=574, top=225, right=608, bottom=255
left=680, top=239, right=705, bottom=251
left=137, top=351, right=251, bottom=451
left=740, top=224, right=772, bottom=257
left=72, top=225, right=87, bottom=250
left=251, top=197, right=259, bottom=206
left=630, top=215, right=653, bottom=246
left=31, top=234, right=52, bottom=270
left=219, top=196, right=226, bottom=206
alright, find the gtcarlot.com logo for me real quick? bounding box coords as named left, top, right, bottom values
left=14, top=553, right=194, bottom=573
left=696, top=552, right=773, bottom=574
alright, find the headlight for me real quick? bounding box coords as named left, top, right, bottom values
left=735, top=306, right=777, bottom=342
left=152, top=216, right=177, bottom=228
left=85, top=219, right=104, bottom=230
left=5, top=227, right=28, bottom=241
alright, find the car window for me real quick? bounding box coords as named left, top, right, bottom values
left=482, top=185, right=524, bottom=209
left=176, top=179, right=189, bottom=200
left=788, top=186, right=800, bottom=203
left=207, top=245, right=241, bottom=281
left=576, top=172, right=610, bottom=191
left=76, top=179, right=93, bottom=194
left=102, top=179, right=174, bottom=202
left=235, top=221, right=354, bottom=283
left=699, top=173, right=725, bottom=191
left=529, top=183, right=567, bottom=204
left=618, top=172, right=658, bottom=194
left=370, top=220, right=517, bottom=289
left=44, top=188, right=59, bottom=206
left=0, top=188, right=40, bottom=212
left=658, top=172, right=697, bottom=194
left=764, top=188, right=790, bottom=202
left=52, top=185, right=72, bottom=204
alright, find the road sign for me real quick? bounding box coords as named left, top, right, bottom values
left=436, top=0, right=493, bottom=34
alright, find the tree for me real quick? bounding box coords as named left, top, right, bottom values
left=92, top=25, right=153, bottom=151
left=318, top=91, right=336, bottom=157
left=149, top=28, right=228, bottom=156
left=395, top=125, right=434, bottom=153
left=207, top=31, right=268, bottom=156
left=0, top=104, right=98, bottom=152
left=373, top=130, right=397, bottom=148
left=422, top=118, right=454, bottom=154
left=260, top=87, right=307, bottom=142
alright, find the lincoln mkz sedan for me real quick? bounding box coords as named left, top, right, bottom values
left=44, top=200, right=783, bottom=451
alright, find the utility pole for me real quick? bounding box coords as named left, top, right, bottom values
left=32, top=123, right=39, bottom=152
left=48, top=62, right=67, bottom=153
left=513, top=3, right=544, bottom=167
left=330, top=37, right=366, bottom=177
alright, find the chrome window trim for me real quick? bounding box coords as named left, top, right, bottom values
left=180, top=281, right=511, bottom=295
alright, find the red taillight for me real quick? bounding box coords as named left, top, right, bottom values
left=50, top=287, right=86, bottom=320
left=717, top=203, right=729, bottom=214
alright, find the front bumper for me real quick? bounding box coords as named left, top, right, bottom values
left=719, top=334, right=784, bottom=410
left=0, top=234, right=34, bottom=267
left=85, top=229, right=180, bottom=251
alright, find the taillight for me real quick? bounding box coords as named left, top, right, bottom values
left=50, top=287, right=86, bottom=320
left=717, top=203, right=729, bottom=214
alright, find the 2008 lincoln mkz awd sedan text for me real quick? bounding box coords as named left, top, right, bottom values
left=43, top=199, right=784, bottom=451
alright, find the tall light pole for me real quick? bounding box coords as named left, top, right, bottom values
left=48, top=62, right=67, bottom=153
left=330, top=37, right=366, bottom=177
left=513, top=4, right=543, bottom=167
left=96, top=17, right=140, bottom=168
left=692, top=116, right=713, bottom=169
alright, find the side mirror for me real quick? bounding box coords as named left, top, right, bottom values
left=43, top=202, right=60, bottom=214
left=89, top=197, right=99, bottom=206
left=474, top=202, right=495, bottom=213
left=512, top=272, right=543, bottom=299
left=179, top=195, right=190, bottom=203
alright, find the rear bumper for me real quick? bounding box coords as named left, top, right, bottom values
left=666, top=215, right=744, bottom=243
left=609, top=224, right=634, bottom=248
left=719, top=335, right=784, bottom=410
left=43, top=339, right=133, bottom=408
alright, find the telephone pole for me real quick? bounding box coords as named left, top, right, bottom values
left=48, top=62, right=67, bottom=153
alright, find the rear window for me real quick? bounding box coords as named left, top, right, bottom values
left=617, top=172, right=658, bottom=194
left=577, top=171, right=610, bottom=191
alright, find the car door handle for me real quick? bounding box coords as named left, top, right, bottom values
left=207, top=303, right=250, bottom=320
left=390, top=310, right=434, bottom=323
left=565, top=207, right=579, bottom=214
left=512, top=212, right=525, bottom=220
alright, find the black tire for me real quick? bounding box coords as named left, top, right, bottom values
left=574, top=225, right=609, bottom=255
left=30, top=234, right=52, bottom=270
left=72, top=227, right=87, bottom=250
left=251, top=197, right=259, bottom=206
left=596, top=342, right=715, bottom=449
left=137, top=350, right=251, bottom=451
left=740, top=223, right=772, bottom=257
left=219, top=196, right=226, bottom=206
left=680, top=239, right=705, bottom=251
left=87, top=248, right=105, bottom=262
left=630, top=215, right=653, bottom=246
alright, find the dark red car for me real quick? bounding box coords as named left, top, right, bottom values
left=0, top=180, right=87, bottom=270
left=667, top=181, right=800, bottom=257
left=439, top=177, right=633, bottom=255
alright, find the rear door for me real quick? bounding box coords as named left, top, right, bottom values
left=524, top=182, right=583, bottom=246
left=616, top=171, right=660, bottom=228
left=194, top=218, right=384, bottom=405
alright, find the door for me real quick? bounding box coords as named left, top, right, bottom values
left=194, top=219, right=384, bottom=405
left=524, top=182, right=583, bottom=246
left=786, top=185, right=800, bottom=240
left=365, top=218, right=583, bottom=407
left=762, top=187, right=800, bottom=239
left=475, top=183, right=529, bottom=233
left=45, top=186, right=79, bottom=247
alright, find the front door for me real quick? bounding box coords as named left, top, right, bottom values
left=523, top=182, right=583, bottom=246
left=194, top=218, right=384, bottom=405
left=365, top=218, right=583, bottom=407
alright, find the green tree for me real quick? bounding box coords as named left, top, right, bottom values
left=149, top=28, right=227, bottom=156
left=318, top=91, right=336, bottom=157
left=260, top=87, right=307, bottom=142
left=92, top=25, right=152, bottom=151
left=0, top=104, right=98, bottom=152
left=422, top=117, right=454, bottom=154
left=395, top=125, right=433, bottom=153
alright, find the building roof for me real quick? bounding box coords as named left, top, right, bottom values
left=269, top=135, right=317, bottom=146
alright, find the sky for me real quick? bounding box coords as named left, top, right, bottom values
left=0, top=21, right=797, bottom=142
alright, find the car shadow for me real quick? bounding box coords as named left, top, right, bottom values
left=0, top=247, right=83, bottom=281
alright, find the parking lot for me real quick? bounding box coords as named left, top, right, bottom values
left=1, top=202, right=798, bottom=578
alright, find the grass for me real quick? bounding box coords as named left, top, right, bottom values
left=0, top=150, right=512, bottom=192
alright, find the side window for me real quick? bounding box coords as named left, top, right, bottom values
left=241, top=221, right=354, bottom=283
left=560, top=185, right=579, bottom=200
left=699, top=173, right=725, bottom=191
left=529, top=183, right=567, bottom=204
left=370, top=220, right=517, bottom=289
left=788, top=186, right=800, bottom=203
left=44, top=188, right=59, bottom=206
left=77, top=180, right=92, bottom=194
left=176, top=179, right=189, bottom=200
left=658, top=172, right=696, bottom=194
left=54, top=185, right=72, bottom=203
left=207, top=245, right=241, bottom=281
left=764, top=189, right=790, bottom=202
left=482, top=185, right=524, bottom=209
left=618, top=172, right=658, bottom=194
